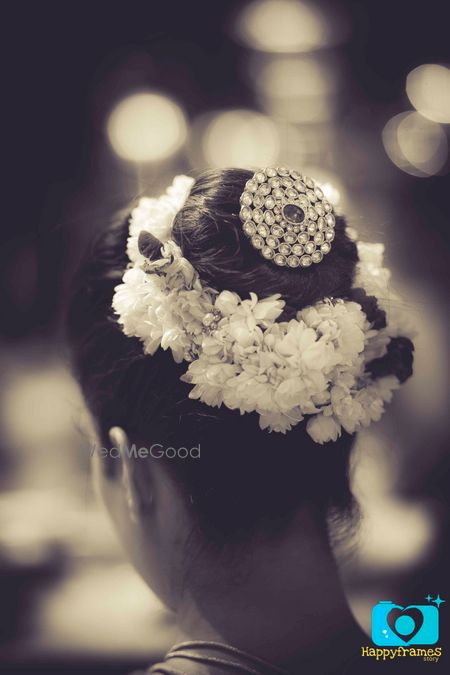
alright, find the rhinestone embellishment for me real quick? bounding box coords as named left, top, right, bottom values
left=239, top=167, right=335, bottom=268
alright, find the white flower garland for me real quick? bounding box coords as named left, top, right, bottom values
left=112, top=176, right=415, bottom=444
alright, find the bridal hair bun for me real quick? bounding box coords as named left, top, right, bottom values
left=239, top=167, right=335, bottom=268
left=111, top=172, right=415, bottom=444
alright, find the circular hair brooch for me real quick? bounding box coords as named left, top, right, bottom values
left=239, top=167, right=336, bottom=268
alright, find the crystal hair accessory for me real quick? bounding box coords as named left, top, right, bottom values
left=239, top=167, right=335, bottom=268
left=112, top=174, right=415, bottom=444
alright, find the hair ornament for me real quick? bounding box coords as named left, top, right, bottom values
left=239, top=167, right=335, bottom=269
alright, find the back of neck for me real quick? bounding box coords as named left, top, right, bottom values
left=176, top=506, right=367, bottom=673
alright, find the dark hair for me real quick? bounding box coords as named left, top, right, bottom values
left=66, top=169, right=413, bottom=546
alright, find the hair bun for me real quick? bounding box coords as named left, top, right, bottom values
left=173, top=168, right=358, bottom=311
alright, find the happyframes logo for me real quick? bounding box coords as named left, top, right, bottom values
left=371, top=595, right=445, bottom=646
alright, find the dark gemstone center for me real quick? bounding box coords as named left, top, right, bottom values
left=282, top=203, right=305, bottom=224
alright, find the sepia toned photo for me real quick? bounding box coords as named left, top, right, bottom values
left=1, top=2, right=449, bottom=673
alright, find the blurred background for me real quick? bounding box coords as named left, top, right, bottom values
left=1, top=1, right=449, bottom=672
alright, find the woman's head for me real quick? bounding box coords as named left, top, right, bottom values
left=66, top=168, right=412, bottom=609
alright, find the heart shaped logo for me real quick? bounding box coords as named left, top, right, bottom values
left=387, top=606, right=424, bottom=643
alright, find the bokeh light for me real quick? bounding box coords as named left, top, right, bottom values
left=235, top=0, right=337, bottom=53
left=406, top=64, right=450, bottom=124
left=0, top=361, right=87, bottom=490
left=107, top=92, right=187, bottom=162
left=357, top=497, right=435, bottom=569
left=352, top=433, right=436, bottom=570
left=200, top=109, right=280, bottom=168
left=382, top=111, right=447, bottom=177
left=253, top=56, right=337, bottom=123
left=257, top=56, right=336, bottom=97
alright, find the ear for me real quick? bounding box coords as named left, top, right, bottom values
left=108, top=426, right=153, bottom=522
